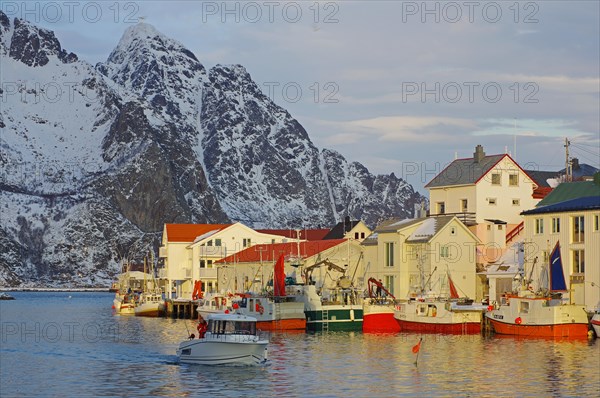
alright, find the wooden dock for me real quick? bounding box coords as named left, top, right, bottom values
left=165, top=299, right=198, bottom=319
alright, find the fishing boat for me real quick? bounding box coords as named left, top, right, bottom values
left=486, top=242, right=589, bottom=338
left=234, top=256, right=306, bottom=330
left=297, top=260, right=363, bottom=332
left=197, top=293, right=232, bottom=318
left=134, top=254, right=165, bottom=317
left=393, top=269, right=484, bottom=334
left=362, top=278, right=400, bottom=333
left=176, top=312, right=269, bottom=365
left=112, top=265, right=152, bottom=315
left=113, top=292, right=136, bottom=315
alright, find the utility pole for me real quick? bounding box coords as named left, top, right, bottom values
left=564, top=137, right=571, bottom=182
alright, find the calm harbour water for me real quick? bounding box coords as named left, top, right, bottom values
left=1, top=292, right=599, bottom=397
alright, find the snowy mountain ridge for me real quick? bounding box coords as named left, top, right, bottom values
left=0, top=14, right=424, bottom=287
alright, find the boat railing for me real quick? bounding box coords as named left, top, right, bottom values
left=204, top=331, right=267, bottom=343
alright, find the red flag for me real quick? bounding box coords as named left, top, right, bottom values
left=412, top=338, right=422, bottom=354
left=448, top=274, right=459, bottom=299
left=274, top=254, right=286, bottom=297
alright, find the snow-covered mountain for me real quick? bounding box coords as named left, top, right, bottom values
left=0, top=14, right=424, bottom=287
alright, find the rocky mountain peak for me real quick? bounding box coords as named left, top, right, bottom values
left=1, top=20, right=424, bottom=287
left=1, top=12, right=77, bottom=66
left=98, top=22, right=205, bottom=122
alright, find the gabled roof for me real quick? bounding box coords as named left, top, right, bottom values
left=322, top=219, right=362, bottom=240
left=521, top=196, right=600, bottom=216
left=255, top=229, right=330, bottom=241
left=425, top=154, right=505, bottom=188
left=375, top=217, right=424, bottom=233
left=164, top=224, right=232, bottom=243
left=560, top=162, right=599, bottom=179
left=216, top=239, right=347, bottom=264
left=535, top=181, right=600, bottom=207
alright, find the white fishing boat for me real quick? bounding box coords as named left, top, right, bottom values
left=134, top=254, right=165, bottom=317
left=233, top=255, right=306, bottom=331
left=486, top=242, right=589, bottom=338
left=196, top=293, right=237, bottom=318
left=134, top=291, right=165, bottom=317
left=177, top=312, right=269, bottom=365
left=113, top=292, right=136, bottom=315
left=393, top=268, right=484, bottom=334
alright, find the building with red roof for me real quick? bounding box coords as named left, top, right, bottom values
left=159, top=223, right=297, bottom=299
left=215, top=239, right=364, bottom=294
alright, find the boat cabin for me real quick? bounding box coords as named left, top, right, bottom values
left=207, top=314, right=258, bottom=336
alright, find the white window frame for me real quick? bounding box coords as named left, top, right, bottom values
left=552, top=217, right=560, bottom=234
left=384, top=242, right=395, bottom=267
left=535, top=218, right=544, bottom=234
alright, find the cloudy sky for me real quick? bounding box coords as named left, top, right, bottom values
left=8, top=0, right=599, bottom=191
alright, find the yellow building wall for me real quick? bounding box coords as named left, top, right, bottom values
left=474, top=157, right=539, bottom=225
left=344, top=221, right=373, bottom=242
left=524, top=210, right=600, bottom=311
left=428, top=157, right=540, bottom=226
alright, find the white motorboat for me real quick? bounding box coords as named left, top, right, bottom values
left=177, top=312, right=269, bottom=365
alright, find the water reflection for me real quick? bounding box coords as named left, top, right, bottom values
left=1, top=292, right=599, bottom=397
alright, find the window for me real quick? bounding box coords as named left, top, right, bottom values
left=498, top=225, right=503, bottom=230
left=535, top=218, right=544, bottom=234
left=491, top=173, right=501, bottom=185
left=207, top=240, right=212, bottom=246
left=243, top=238, right=251, bottom=247
left=384, top=242, right=395, bottom=267
left=572, top=249, right=585, bottom=273
left=461, top=199, right=468, bottom=212
left=594, top=215, right=599, bottom=231
left=509, top=174, right=519, bottom=186
left=440, top=245, right=450, bottom=258
left=488, top=198, right=497, bottom=205
left=512, top=199, right=520, bottom=206
left=437, top=202, right=445, bottom=214
left=200, top=259, right=206, bottom=268
left=360, top=232, right=365, bottom=239
left=572, top=216, right=584, bottom=243
left=355, top=232, right=359, bottom=239
left=215, top=239, right=222, bottom=246
left=384, top=275, right=395, bottom=295
left=552, top=217, right=560, bottom=234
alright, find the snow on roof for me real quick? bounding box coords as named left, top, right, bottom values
left=407, top=218, right=436, bottom=241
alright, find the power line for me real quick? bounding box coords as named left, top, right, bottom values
left=570, top=142, right=599, bottom=158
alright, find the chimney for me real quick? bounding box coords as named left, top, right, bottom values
left=571, top=158, right=580, bottom=170
left=344, top=215, right=351, bottom=231
left=473, top=145, right=485, bottom=163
